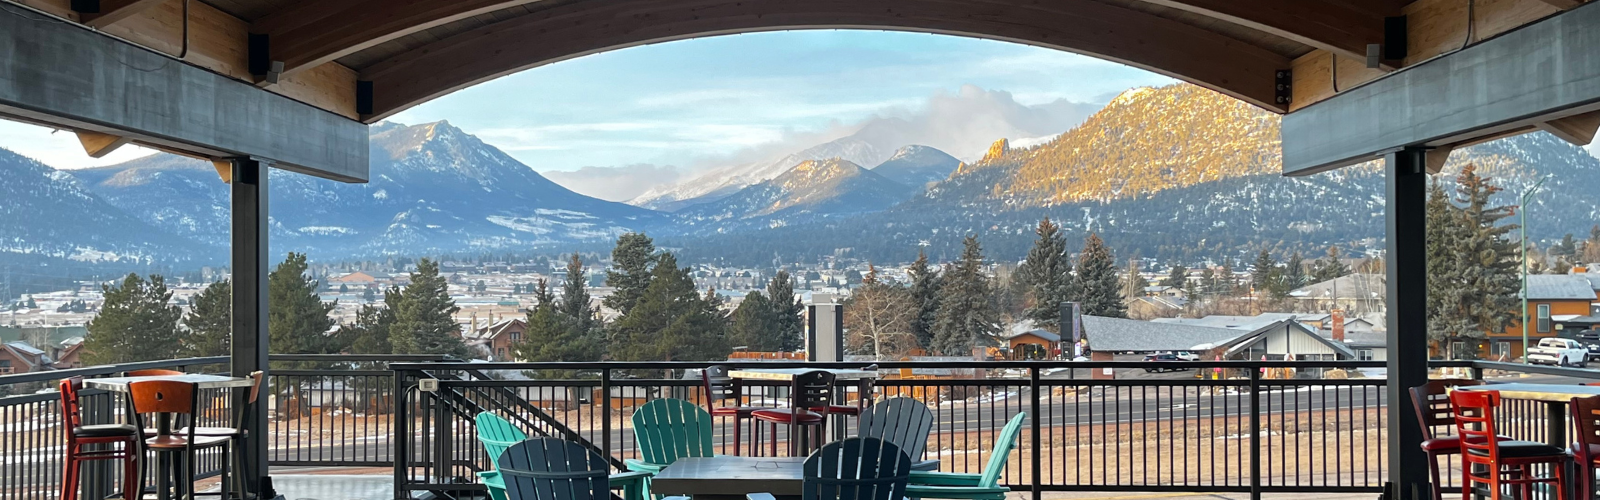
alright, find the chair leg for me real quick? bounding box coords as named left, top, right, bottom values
left=731, top=418, right=742, bottom=456
left=124, top=439, right=140, bottom=500
left=220, top=444, right=231, bottom=500
left=1556, top=460, right=1569, bottom=500
left=1425, top=450, right=1443, bottom=500
left=62, top=445, right=80, bottom=500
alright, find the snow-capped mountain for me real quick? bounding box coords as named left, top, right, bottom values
left=869, top=145, right=961, bottom=188
left=630, top=137, right=891, bottom=212
left=676, top=158, right=918, bottom=229
left=72, top=121, right=666, bottom=259
left=0, top=148, right=206, bottom=268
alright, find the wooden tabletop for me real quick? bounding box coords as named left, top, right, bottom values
left=650, top=456, right=806, bottom=497
left=85, top=374, right=256, bottom=392
left=729, top=368, right=879, bottom=381
left=1456, top=383, right=1600, bottom=403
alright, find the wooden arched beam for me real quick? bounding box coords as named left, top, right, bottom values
left=356, top=0, right=1292, bottom=122
left=1140, top=0, right=1397, bottom=65
left=251, top=0, right=544, bottom=77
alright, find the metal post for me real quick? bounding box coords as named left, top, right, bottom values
left=230, top=158, right=272, bottom=499
left=1029, top=367, right=1042, bottom=500
left=1249, top=367, right=1262, bottom=500
left=1385, top=147, right=1429, bottom=500
left=393, top=369, right=409, bottom=500
left=601, top=368, right=613, bottom=466
left=1519, top=176, right=1549, bottom=363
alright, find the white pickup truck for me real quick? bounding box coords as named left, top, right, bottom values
left=1527, top=338, right=1589, bottom=367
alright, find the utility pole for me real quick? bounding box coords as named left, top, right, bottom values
left=1520, top=175, right=1550, bottom=363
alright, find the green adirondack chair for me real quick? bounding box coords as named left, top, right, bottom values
left=627, top=398, right=717, bottom=474
left=476, top=412, right=530, bottom=500
left=904, top=412, right=1027, bottom=500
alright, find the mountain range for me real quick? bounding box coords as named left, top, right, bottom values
left=4, top=83, right=1597, bottom=273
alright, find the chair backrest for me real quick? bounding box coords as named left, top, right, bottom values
left=59, top=377, right=85, bottom=439
left=1573, top=395, right=1600, bottom=460
left=791, top=370, right=837, bottom=411
left=1409, top=379, right=1484, bottom=439
left=702, top=365, right=738, bottom=410
left=803, top=437, right=912, bottom=500
left=126, top=369, right=185, bottom=377
left=1450, top=389, right=1503, bottom=468
left=477, top=412, right=529, bottom=470
left=129, top=380, right=199, bottom=416
left=857, top=398, right=933, bottom=461
left=978, top=413, right=1029, bottom=488
left=497, top=438, right=611, bottom=500
left=631, top=398, right=715, bottom=465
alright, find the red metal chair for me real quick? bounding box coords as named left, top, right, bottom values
left=59, top=377, right=141, bottom=500
left=1451, top=389, right=1571, bottom=500
left=129, top=380, right=235, bottom=500
left=702, top=365, right=764, bottom=456
left=1570, top=395, right=1600, bottom=500
left=752, top=370, right=834, bottom=457
left=1410, top=379, right=1487, bottom=500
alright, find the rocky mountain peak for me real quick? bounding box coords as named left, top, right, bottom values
left=982, top=139, right=1010, bottom=162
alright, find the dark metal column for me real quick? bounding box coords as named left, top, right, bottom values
left=231, top=158, right=273, bottom=499
left=1385, top=147, right=1429, bottom=500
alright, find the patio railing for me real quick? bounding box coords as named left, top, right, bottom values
left=6, top=357, right=1599, bottom=500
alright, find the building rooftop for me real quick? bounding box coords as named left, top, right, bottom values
left=1083, top=315, right=1251, bottom=353
left=1527, top=274, right=1596, bottom=300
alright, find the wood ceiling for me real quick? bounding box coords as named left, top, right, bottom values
left=19, top=0, right=1581, bottom=123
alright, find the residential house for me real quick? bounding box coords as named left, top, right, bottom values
left=53, top=337, right=85, bottom=369
left=0, top=341, right=52, bottom=374
left=328, top=271, right=393, bottom=287
left=1003, top=329, right=1060, bottom=359
left=1288, top=273, right=1386, bottom=316
left=1484, top=274, right=1597, bottom=359
left=478, top=318, right=528, bottom=361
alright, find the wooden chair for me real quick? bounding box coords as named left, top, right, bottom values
left=129, top=380, right=234, bottom=500
left=1571, top=395, right=1600, bottom=500
left=904, top=413, right=1027, bottom=500
left=747, top=437, right=913, bottom=500
left=858, top=397, right=938, bottom=471
left=476, top=412, right=530, bottom=500
left=495, top=438, right=651, bottom=500
left=1409, top=379, right=1486, bottom=500
left=59, top=377, right=141, bottom=500
left=702, top=365, right=762, bottom=455
left=752, top=370, right=834, bottom=457
left=628, top=398, right=716, bottom=474
left=1451, top=389, right=1570, bottom=500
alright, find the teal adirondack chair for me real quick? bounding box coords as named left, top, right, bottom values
left=904, top=412, right=1027, bottom=500
left=476, top=412, right=530, bottom=500
left=627, top=398, right=717, bottom=474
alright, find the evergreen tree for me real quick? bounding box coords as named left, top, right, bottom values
left=183, top=279, right=231, bottom=357
left=341, top=290, right=397, bottom=355
left=609, top=253, right=730, bottom=361
left=1197, top=268, right=1217, bottom=295
left=1016, top=218, right=1071, bottom=330
left=766, top=271, right=804, bottom=352
left=1216, top=260, right=1237, bottom=296
left=1310, top=246, right=1353, bottom=282
left=361, top=286, right=376, bottom=303
left=1251, top=250, right=1276, bottom=298
left=1553, top=233, right=1578, bottom=258
left=930, top=236, right=1001, bottom=356
left=1283, top=251, right=1306, bottom=290
left=559, top=253, right=597, bottom=334
left=907, top=250, right=942, bottom=351
left=603, top=233, right=657, bottom=316
left=1450, top=165, right=1521, bottom=356
left=1073, top=233, right=1127, bottom=318
left=515, top=280, right=602, bottom=371
left=1159, top=263, right=1188, bottom=288
left=83, top=274, right=183, bottom=365
left=729, top=291, right=778, bottom=351
left=268, top=253, right=339, bottom=362
left=391, top=258, right=468, bottom=357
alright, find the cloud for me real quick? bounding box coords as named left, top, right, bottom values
left=0, top=120, right=159, bottom=169
left=541, top=164, right=686, bottom=201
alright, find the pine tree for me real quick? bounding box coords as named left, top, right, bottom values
left=1216, top=260, right=1237, bottom=296
left=269, top=253, right=339, bottom=365
left=603, top=233, right=657, bottom=316
left=361, top=286, right=377, bottom=303
left=907, top=250, right=942, bottom=351
left=341, top=290, right=397, bottom=355
left=1016, top=218, right=1071, bottom=330
left=1452, top=164, right=1521, bottom=355
left=1159, top=263, right=1188, bottom=288
left=766, top=270, right=804, bottom=352
left=183, top=279, right=231, bottom=357
left=609, top=253, right=730, bottom=361
left=560, top=253, right=597, bottom=334
left=83, top=274, right=183, bottom=365
left=1251, top=250, right=1276, bottom=299
left=1073, top=233, right=1126, bottom=318
left=1310, top=246, right=1353, bottom=283
left=930, top=236, right=1001, bottom=356
left=391, top=258, right=468, bottom=357
left=1283, top=251, right=1306, bottom=290
left=729, top=291, right=778, bottom=351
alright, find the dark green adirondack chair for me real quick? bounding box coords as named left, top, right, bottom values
left=497, top=437, right=651, bottom=500
left=747, top=437, right=914, bottom=500
left=904, top=412, right=1027, bottom=500
left=628, top=398, right=716, bottom=474
left=857, top=397, right=938, bottom=471
left=476, top=412, right=530, bottom=500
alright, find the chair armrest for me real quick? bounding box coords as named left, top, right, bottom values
left=747, top=493, right=778, bottom=500
left=911, top=459, right=941, bottom=471
left=907, top=471, right=983, bottom=486
left=624, top=458, right=667, bottom=473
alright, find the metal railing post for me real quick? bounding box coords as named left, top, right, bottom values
left=1029, top=367, right=1042, bottom=500
left=602, top=368, right=613, bottom=466
left=433, top=375, right=450, bottom=485
left=392, top=368, right=409, bottom=500
left=1249, top=366, right=1262, bottom=500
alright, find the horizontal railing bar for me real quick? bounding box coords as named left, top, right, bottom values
left=0, top=356, right=229, bottom=384
left=271, top=370, right=394, bottom=376
left=1472, top=360, right=1600, bottom=379
left=395, top=360, right=1390, bottom=370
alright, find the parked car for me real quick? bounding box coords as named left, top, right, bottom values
left=1142, top=353, right=1190, bottom=372
left=1527, top=338, right=1589, bottom=367
left=1575, top=329, right=1600, bottom=361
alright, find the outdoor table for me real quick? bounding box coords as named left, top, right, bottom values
left=1455, top=383, right=1600, bottom=448
left=650, top=456, right=806, bottom=500
left=730, top=368, right=880, bottom=442
left=86, top=374, right=256, bottom=500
